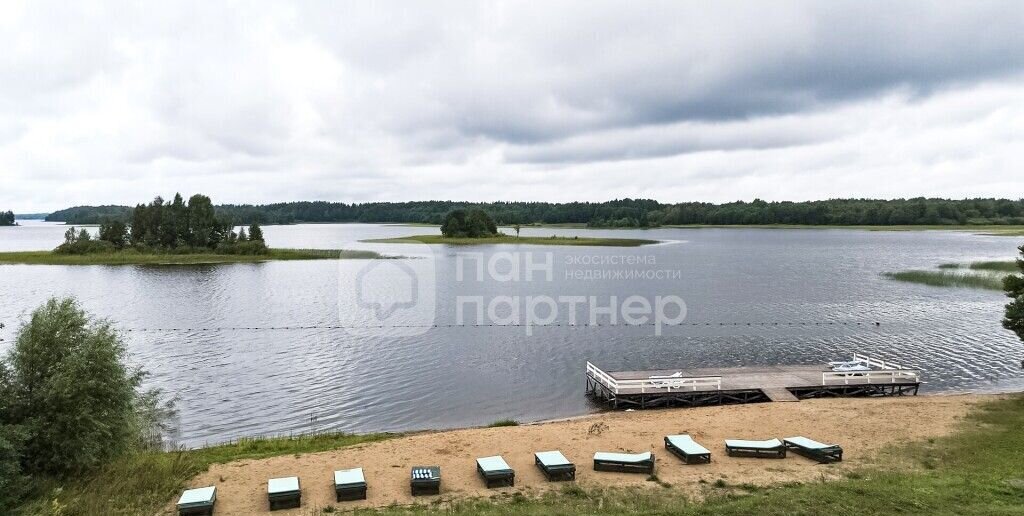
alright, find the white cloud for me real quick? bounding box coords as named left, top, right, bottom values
left=0, top=1, right=1022, bottom=212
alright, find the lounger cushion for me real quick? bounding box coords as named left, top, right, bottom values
left=593, top=451, right=652, bottom=463
left=177, top=486, right=216, bottom=509
left=268, top=477, right=300, bottom=495
left=784, top=436, right=837, bottom=449
left=666, top=435, right=710, bottom=455
left=535, top=451, right=572, bottom=467
left=477, top=456, right=512, bottom=473
left=725, top=439, right=783, bottom=449
left=334, top=468, right=365, bottom=486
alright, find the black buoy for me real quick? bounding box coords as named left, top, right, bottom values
left=874, top=322, right=880, bottom=326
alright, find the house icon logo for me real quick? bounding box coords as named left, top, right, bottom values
left=338, top=243, right=436, bottom=337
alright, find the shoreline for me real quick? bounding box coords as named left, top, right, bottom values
left=0, top=248, right=386, bottom=265
left=179, top=393, right=999, bottom=515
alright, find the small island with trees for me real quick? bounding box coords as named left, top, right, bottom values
left=0, top=194, right=382, bottom=265
left=366, top=208, right=658, bottom=246
left=0, top=211, right=15, bottom=226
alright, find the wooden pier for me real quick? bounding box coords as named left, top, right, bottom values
left=586, top=354, right=921, bottom=409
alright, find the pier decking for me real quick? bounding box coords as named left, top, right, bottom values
left=586, top=355, right=921, bottom=409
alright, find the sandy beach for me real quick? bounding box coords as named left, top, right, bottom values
left=180, top=395, right=990, bottom=515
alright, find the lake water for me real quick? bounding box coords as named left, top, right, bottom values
left=1, top=220, right=1022, bottom=446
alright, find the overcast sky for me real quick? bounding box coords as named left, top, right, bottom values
left=2, top=1, right=1023, bottom=212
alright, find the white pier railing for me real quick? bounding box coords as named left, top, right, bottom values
left=586, top=362, right=722, bottom=394
left=822, top=353, right=920, bottom=385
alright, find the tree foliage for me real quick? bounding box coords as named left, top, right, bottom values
left=440, top=208, right=498, bottom=237
left=56, top=194, right=269, bottom=255
left=4, top=298, right=145, bottom=476
left=1002, top=244, right=1024, bottom=343
left=45, top=198, right=1024, bottom=228
left=0, top=211, right=14, bottom=226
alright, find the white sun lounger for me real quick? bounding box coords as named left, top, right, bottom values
left=593, top=451, right=655, bottom=473
left=725, top=438, right=786, bottom=458
left=267, top=476, right=301, bottom=510
left=476, top=455, right=515, bottom=488
left=783, top=436, right=843, bottom=463
left=535, top=450, right=576, bottom=481
left=665, top=435, right=711, bottom=464
left=334, top=468, right=367, bottom=501
left=176, top=486, right=216, bottom=516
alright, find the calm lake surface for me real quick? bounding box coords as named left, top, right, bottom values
left=1, top=221, right=1022, bottom=446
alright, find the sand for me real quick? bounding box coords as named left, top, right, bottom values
left=181, top=395, right=989, bottom=515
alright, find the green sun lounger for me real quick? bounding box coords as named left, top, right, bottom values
left=411, top=466, right=441, bottom=496
left=535, top=450, right=576, bottom=481
left=783, top=436, right=843, bottom=463
left=176, top=486, right=216, bottom=516
left=334, top=468, right=367, bottom=501
left=725, top=438, right=787, bottom=458
left=593, top=451, right=655, bottom=474
left=267, top=476, right=301, bottom=510
left=665, top=434, right=711, bottom=464
left=477, top=455, right=515, bottom=488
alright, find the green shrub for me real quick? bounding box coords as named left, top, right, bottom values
left=4, top=298, right=160, bottom=477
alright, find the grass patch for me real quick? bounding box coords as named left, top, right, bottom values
left=662, top=224, right=1024, bottom=236
left=968, top=260, right=1020, bottom=272
left=883, top=270, right=1006, bottom=290
left=14, top=432, right=396, bottom=516
left=0, top=248, right=384, bottom=265
left=884, top=260, right=1018, bottom=291
left=486, top=419, right=520, bottom=428
left=362, top=234, right=657, bottom=247
left=329, top=396, right=1024, bottom=515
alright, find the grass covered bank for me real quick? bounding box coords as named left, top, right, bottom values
left=345, top=396, right=1024, bottom=515
left=883, top=260, right=1017, bottom=291
left=363, top=234, right=658, bottom=247
left=663, top=224, right=1024, bottom=236
left=0, top=248, right=384, bottom=265
left=15, top=432, right=397, bottom=516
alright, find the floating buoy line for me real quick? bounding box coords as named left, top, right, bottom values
left=122, top=321, right=884, bottom=332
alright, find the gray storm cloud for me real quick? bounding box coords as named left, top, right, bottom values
left=0, top=1, right=1022, bottom=211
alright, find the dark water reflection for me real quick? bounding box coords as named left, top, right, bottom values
left=0, top=221, right=1021, bottom=446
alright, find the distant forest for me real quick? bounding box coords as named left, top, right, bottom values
left=44, top=198, right=1024, bottom=227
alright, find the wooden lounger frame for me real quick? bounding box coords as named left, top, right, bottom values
left=268, top=491, right=301, bottom=511
left=535, top=456, right=576, bottom=481
left=784, top=439, right=843, bottom=464
left=593, top=453, right=655, bottom=474
left=664, top=436, right=711, bottom=464
left=335, top=483, right=367, bottom=501
left=725, top=441, right=786, bottom=459
left=178, top=506, right=213, bottom=516
left=477, top=463, right=515, bottom=488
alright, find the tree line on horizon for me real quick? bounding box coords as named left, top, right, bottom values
left=43, top=197, right=1024, bottom=227
left=56, top=193, right=267, bottom=255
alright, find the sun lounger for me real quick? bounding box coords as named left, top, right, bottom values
left=267, top=476, right=301, bottom=510
left=593, top=451, right=655, bottom=474
left=411, top=466, right=441, bottom=496
left=783, top=436, right=843, bottom=463
left=535, top=450, right=576, bottom=481
left=176, top=486, right=216, bottom=516
left=724, top=438, right=786, bottom=458
left=476, top=455, right=515, bottom=488
left=664, top=435, right=711, bottom=464
left=334, top=467, right=367, bottom=501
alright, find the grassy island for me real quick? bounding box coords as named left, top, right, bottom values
left=883, top=260, right=1018, bottom=290
left=364, top=234, right=658, bottom=247
left=0, top=248, right=383, bottom=265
